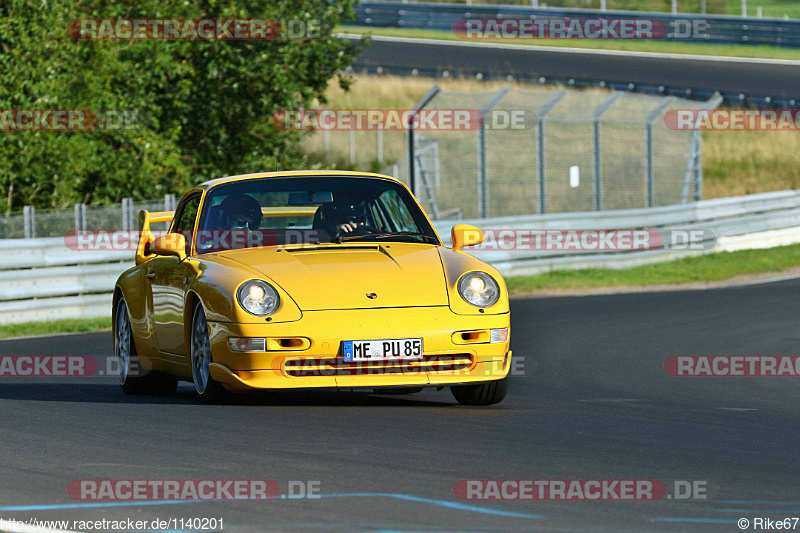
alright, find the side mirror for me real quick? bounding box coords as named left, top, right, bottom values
left=451, top=224, right=485, bottom=253
left=151, top=233, right=187, bottom=261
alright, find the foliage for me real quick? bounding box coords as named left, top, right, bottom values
left=0, top=0, right=363, bottom=210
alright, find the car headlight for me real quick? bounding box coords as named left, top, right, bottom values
left=237, top=280, right=280, bottom=316
left=457, top=271, right=500, bottom=308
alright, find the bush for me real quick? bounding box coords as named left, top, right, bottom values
left=0, top=0, right=363, bottom=210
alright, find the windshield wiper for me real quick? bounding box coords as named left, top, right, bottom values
left=336, top=232, right=439, bottom=244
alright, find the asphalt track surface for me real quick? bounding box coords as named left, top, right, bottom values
left=351, top=36, right=800, bottom=101
left=1, top=280, right=800, bottom=532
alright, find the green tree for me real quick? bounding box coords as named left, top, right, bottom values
left=0, top=0, right=362, bottom=211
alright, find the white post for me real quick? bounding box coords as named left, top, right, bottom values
left=531, top=0, right=539, bottom=7
left=671, top=0, right=678, bottom=14
left=323, top=128, right=330, bottom=158
left=700, top=0, right=706, bottom=14
left=741, top=0, right=747, bottom=16
left=349, top=125, right=356, bottom=165
left=757, top=6, right=762, bottom=17
left=23, top=206, right=35, bottom=239
left=600, top=0, right=607, bottom=10
left=377, top=123, right=384, bottom=164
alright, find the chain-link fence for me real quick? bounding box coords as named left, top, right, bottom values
left=383, top=86, right=721, bottom=220
left=0, top=195, right=178, bottom=239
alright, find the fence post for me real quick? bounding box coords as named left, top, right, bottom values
left=681, top=132, right=700, bottom=204
left=477, top=125, right=487, bottom=218
left=592, top=92, right=622, bottom=212
left=349, top=123, right=356, bottom=165
left=476, top=88, right=510, bottom=219
left=121, top=198, right=133, bottom=230
left=644, top=97, right=676, bottom=208
left=23, top=205, right=35, bottom=239
left=164, top=194, right=176, bottom=211
left=645, top=124, right=654, bottom=207
left=74, top=203, right=87, bottom=231
left=377, top=123, right=384, bottom=164
left=694, top=134, right=703, bottom=201
left=407, top=85, right=441, bottom=196
left=323, top=128, right=330, bottom=158
left=681, top=93, right=721, bottom=203
left=536, top=90, right=567, bottom=215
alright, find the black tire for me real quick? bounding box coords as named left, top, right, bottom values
left=190, top=304, right=228, bottom=404
left=450, top=377, right=509, bottom=406
left=115, top=298, right=178, bottom=395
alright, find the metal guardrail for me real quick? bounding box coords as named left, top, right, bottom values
left=348, top=3, right=800, bottom=108
left=2, top=190, right=800, bottom=324
left=353, top=2, right=800, bottom=47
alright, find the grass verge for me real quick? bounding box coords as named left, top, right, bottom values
left=366, top=0, right=800, bottom=19
left=0, top=317, right=111, bottom=339
left=340, top=25, right=800, bottom=61
left=506, top=243, right=800, bottom=294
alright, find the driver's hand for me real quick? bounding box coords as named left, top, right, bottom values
left=337, top=222, right=363, bottom=234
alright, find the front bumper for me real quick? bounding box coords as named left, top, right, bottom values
left=206, top=306, right=511, bottom=391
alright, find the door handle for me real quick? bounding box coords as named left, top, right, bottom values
left=146, top=271, right=156, bottom=280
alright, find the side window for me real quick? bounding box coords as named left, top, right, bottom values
left=376, top=190, right=417, bottom=232
left=171, top=195, right=201, bottom=252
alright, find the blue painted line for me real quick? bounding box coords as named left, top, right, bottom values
left=0, top=500, right=205, bottom=511
left=652, top=517, right=739, bottom=524
left=318, top=493, right=543, bottom=519
left=0, top=493, right=543, bottom=520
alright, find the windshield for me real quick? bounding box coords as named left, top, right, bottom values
left=195, top=175, right=440, bottom=253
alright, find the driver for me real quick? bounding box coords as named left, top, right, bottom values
left=314, top=199, right=371, bottom=239
left=217, top=193, right=263, bottom=230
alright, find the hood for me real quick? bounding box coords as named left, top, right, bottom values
left=219, top=243, right=449, bottom=311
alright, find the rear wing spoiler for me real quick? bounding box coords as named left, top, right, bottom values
left=135, top=209, right=175, bottom=265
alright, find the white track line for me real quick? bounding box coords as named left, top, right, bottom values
left=732, top=271, right=800, bottom=287
left=341, top=33, right=800, bottom=66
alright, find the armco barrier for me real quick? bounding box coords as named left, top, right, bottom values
left=2, top=190, right=800, bottom=324
left=353, top=2, right=800, bottom=47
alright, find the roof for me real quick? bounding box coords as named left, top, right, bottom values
left=200, top=170, right=399, bottom=190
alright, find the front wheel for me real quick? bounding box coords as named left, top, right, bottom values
left=190, top=304, right=228, bottom=403
left=115, top=298, right=177, bottom=395
left=451, top=377, right=509, bottom=406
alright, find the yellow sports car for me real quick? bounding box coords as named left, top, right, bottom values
left=113, top=171, right=511, bottom=404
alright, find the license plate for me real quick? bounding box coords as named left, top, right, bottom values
left=342, top=338, right=423, bottom=362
